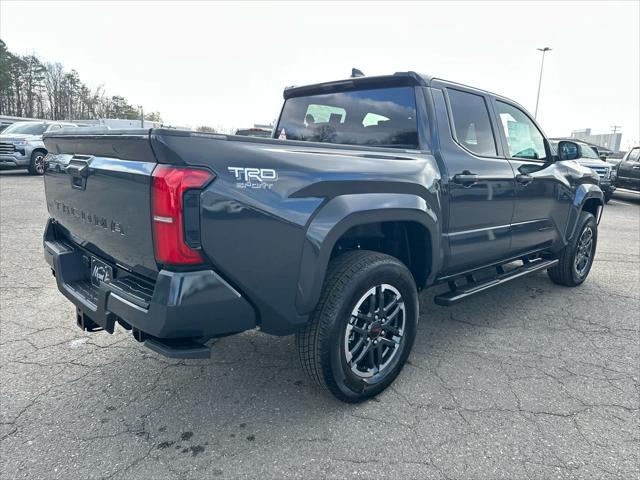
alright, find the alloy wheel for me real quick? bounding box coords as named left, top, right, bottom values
left=34, top=154, right=45, bottom=174
left=344, top=284, right=405, bottom=378
left=574, top=226, right=594, bottom=277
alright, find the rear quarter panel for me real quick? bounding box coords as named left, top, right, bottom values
left=154, top=133, right=440, bottom=334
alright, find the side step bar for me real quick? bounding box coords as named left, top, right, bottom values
left=434, top=258, right=558, bottom=306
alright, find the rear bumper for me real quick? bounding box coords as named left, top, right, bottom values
left=43, top=219, right=257, bottom=353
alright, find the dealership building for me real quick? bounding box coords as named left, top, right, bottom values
left=570, top=128, right=622, bottom=153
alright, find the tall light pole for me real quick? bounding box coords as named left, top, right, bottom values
left=534, top=47, right=552, bottom=119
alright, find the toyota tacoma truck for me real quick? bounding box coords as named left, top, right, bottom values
left=42, top=72, right=603, bottom=402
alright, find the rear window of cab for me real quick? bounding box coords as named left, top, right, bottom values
left=275, top=86, right=419, bottom=149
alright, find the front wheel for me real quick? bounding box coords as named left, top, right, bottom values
left=28, top=150, right=46, bottom=175
left=548, top=211, right=598, bottom=287
left=296, top=250, right=418, bottom=403
left=604, top=191, right=613, bottom=203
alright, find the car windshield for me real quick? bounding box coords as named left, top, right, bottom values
left=2, top=122, right=48, bottom=135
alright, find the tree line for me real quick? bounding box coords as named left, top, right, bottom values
left=0, top=39, right=161, bottom=122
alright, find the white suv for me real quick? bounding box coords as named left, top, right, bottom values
left=0, top=121, right=77, bottom=175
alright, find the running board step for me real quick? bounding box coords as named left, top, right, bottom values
left=144, top=337, right=210, bottom=359
left=434, top=258, right=558, bottom=306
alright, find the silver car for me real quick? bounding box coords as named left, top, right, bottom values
left=0, top=121, right=78, bottom=175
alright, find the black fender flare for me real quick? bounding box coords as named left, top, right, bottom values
left=565, top=184, right=604, bottom=242
left=295, top=193, right=441, bottom=315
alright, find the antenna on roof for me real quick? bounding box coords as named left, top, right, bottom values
left=351, top=68, right=365, bottom=78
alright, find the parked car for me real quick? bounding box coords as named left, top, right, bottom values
left=613, top=146, right=640, bottom=191
left=550, top=138, right=616, bottom=202
left=0, top=121, right=77, bottom=175
left=41, top=72, right=603, bottom=402
left=234, top=127, right=273, bottom=138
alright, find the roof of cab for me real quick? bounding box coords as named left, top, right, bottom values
left=283, top=71, right=528, bottom=103
left=281, top=71, right=543, bottom=134
left=283, top=71, right=432, bottom=99
left=282, top=71, right=505, bottom=102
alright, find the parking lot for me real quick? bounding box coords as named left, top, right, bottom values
left=0, top=170, right=638, bottom=479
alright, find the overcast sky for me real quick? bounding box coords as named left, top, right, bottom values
left=2, top=1, right=638, bottom=147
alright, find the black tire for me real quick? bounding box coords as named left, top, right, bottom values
left=28, top=150, right=46, bottom=175
left=296, top=250, right=418, bottom=403
left=547, top=211, right=598, bottom=287
left=604, top=192, right=613, bottom=203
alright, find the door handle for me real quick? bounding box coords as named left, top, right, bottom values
left=516, top=174, right=534, bottom=186
left=453, top=172, right=480, bottom=186
left=632, top=165, right=640, bottom=169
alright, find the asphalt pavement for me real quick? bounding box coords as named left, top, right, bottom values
left=1, top=170, right=638, bottom=479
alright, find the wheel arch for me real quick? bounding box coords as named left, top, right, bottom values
left=565, top=184, right=604, bottom=242
left=295, top=193, right=441, bottom=315
left=31, top=147, right=48, bottom=157
left=582, top=197, right=603, bottom=218
left=330, top=220, right=432, bottom=289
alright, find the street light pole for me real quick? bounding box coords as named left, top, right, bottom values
left=534, top=47, right=552, bottom=119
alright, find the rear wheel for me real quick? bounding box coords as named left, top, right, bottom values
left=548, top=211, right=598, bottom=286
left=604, top=191, right=613, bottom=203
left=28, top=150, right=46, bottom=175
left=296, top=250, right=418, bottom=403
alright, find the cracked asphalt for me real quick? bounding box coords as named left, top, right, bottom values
left=1, top=170, right=639, bottom=480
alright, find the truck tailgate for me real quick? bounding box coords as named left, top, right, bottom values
left=44, top=131, right=158, bottom=277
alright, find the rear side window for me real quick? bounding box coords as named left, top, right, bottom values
left=447, top=89, right=497, bottom=156
left=275, top=87, right=419, bottom=149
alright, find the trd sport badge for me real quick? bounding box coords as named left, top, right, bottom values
left=228, top=167, right=278, bottom=189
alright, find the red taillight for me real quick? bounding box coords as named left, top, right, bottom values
left=151, top=165, right=214, bottom=265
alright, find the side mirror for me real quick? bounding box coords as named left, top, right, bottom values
left=544, top=139, right=559, bottom=163
left=557, top=140, right=581, bottom=161
left=599, top=155, right=607, bottom=161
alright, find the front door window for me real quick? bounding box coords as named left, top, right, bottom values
left=496, top=101, right=547, bottom=161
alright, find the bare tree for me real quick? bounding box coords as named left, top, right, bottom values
left=0, top=38, right=162, bottom=122
left=195, top=125, right=216, bottom=133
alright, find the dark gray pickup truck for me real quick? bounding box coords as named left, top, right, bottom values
left=42, top=72, right=603, bottom=402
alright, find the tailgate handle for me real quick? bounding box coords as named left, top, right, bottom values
left=66, top=157, right=92, bottom=190
left=66, top=161, right=90, bottom=178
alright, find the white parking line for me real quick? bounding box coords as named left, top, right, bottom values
left=609, top=200, right=633, bottom=206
